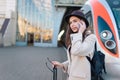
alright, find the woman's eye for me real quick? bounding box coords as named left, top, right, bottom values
left=73, top=20, right=77, bottom=22
left=69, top=19, right=78, bottom=25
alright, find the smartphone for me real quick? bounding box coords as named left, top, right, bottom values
left=77, top=23, right=81, bottom=29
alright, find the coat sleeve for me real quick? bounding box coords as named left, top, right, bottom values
left=70, top=33, right=96, bottom=56
left=62, top=60, right=69, bottom=73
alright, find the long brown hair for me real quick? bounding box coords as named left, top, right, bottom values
left=65, top=25, right=93, bottom=48
left=65, top=25, right=72, bottom=48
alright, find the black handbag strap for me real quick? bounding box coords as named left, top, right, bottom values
left=94, top=42, right=97, bottom=52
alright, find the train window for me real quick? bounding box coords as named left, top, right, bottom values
left=85, top=11, right=95, bottom=33
left=106, top=0, right=120, bottom=8
left=85, top=11, right=93, bottom=27
left=106, top=0, right=120, bottom=28
left=112, top=8, right=120, bottom=38
left=106, top=0, right=120, bottom=38
left=112, top=8, right=120, bottom=29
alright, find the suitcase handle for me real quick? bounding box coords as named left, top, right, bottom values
left=46, top=57, right=57, bottom=80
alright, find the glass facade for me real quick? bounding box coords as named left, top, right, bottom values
left=16, top=0, right=54, bottom=46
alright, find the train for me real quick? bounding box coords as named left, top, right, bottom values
left=81, top=0, right=120, bottom=79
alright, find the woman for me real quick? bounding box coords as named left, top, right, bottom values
left=52, top=10, right=96, bottom=80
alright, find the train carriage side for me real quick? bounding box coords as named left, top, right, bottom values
left=81, top=0, right=120, bottom=79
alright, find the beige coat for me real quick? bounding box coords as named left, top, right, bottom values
left=62, top=32, right=96, bottom=80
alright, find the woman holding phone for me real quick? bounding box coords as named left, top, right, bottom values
left=52, top=10, right=96, bottom=80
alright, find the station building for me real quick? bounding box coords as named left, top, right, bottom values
left=0, top=0, right=87, bottom=47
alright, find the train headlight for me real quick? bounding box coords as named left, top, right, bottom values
left=98, top=16, right=117, bottom=55
left=100, top=30, right=112, bottom=40
left=105, top=40, right=116, bottom=49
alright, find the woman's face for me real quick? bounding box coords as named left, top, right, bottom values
left=69, top=16, right=86, bottom=33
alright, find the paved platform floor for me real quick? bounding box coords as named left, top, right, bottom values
left=0, top=46, right=67, bottom=80
left=1, top=46, right=120, bottom=80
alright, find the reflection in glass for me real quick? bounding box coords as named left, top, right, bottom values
left=17, top=0, right=54, bottom=45
left=34, top=33, right=41, bottom=42
left=42, top=28, right=53, bottom=43
left=17, top=15, right=27, bottom=42
left=16, top=32, right=26, bottom=42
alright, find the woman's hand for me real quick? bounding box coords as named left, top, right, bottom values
left=51, top=61, right=64, bottom=68
left=78, top=20, right=86, bottom=33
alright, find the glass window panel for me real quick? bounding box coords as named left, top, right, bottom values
left=16, top=32, right=26, bottom=42
left=42, top=28, right=52, bottom=43
left=17, top=0, right=54, bottom=45
left=34, top=33, right=41, bottom=42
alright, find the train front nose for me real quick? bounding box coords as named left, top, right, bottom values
left=97, top=16, right=118, bottom=56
